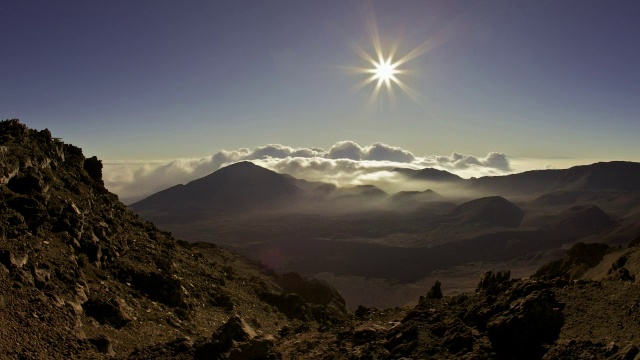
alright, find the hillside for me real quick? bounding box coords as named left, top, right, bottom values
left=0, top=120, right=346, bottom=358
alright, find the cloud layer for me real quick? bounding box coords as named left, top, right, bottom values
left=102, top=141, right=512, bottom=203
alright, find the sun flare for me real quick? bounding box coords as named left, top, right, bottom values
left=373, top=59, right=398, bottom=83
left=345, top=8, right=424, bottom=107
left=345, top=3, right=463, bottom=107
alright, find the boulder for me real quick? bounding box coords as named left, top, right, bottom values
left=32, top=266, right=51, bottom=289
left=83, top=296, right=133, bottom=329
left=0, top=250, right=28, bottom=269
left=486, top=290, right=564, bottom=357
left=195, top=315, right=264, bottom=358
left=89, top=335, right=115, bottom=356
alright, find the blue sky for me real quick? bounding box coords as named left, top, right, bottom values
left=2, top=0, right=639, bottom=163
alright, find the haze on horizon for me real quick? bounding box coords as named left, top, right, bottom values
left=2, top=0, right=640, bottom=198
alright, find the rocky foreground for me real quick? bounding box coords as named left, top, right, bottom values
left=2, top=119, right=640, bottom=359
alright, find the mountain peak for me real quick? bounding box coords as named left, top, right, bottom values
left=394, top=167, right=463, bottom=182
left=451, top=196, right=524, bottom=227
left=131, top=160, right=302, bottom=220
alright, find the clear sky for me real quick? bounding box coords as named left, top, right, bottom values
left=2, top=0, right=640, bottom=163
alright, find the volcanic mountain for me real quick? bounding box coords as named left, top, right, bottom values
left=130, top=161, right=304, bottom=221
left=393, top=167, right=464, bottom=182
left=449, top=196, right=524, bottom=228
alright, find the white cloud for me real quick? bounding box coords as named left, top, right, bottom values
left=102, top=141, right=513, bottom=203
left=326, top=141, right=416, bottom=162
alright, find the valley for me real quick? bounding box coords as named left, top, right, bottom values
left=130, top=161, right=640, bottom=308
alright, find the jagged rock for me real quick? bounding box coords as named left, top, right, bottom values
left=215, top=315, right=257, bottom=343
left=83, top=156, right=103, bottom=185
left=83, top=296, right=133, bottom=328
left=426, top=280, right=443, bottom=300
left=619, top=344, right=639, bottom=360
left=477, top=270, right=511, bottom=293
left=606, top=341, right=620, bottom=356
left=0, top=250, right=28, bottom=269
left=195, top=315, right=267, bottom=358
left=486, top=290, right=564, bottom=357
left=355, top=305, right=373, bottom=318
left=607, top=267, right=635, bottom=282
left=32, top=266, right=51, bottom=289
left=66, top=300, right=84, bottom=316
left=90, top=335, right=115, bottom=356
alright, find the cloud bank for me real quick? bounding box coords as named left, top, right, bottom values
left=102, top=141, right=512, bottom=203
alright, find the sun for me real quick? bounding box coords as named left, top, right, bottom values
left=373, top=58, right=398, bottom=83
left=344, top=3, right=459, bottom=107
left=348, top=46, right=418, bottom=107
left=345, top=10, right=423, bottom=106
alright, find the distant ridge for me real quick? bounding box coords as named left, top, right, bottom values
left=397, top=161, right=640, bottom=195
left=390, top=189, right=446, bottom=204
left=471, top=161, right=640, bottom=195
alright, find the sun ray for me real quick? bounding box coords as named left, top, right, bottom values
left=351, top=74, right=380, bottom=95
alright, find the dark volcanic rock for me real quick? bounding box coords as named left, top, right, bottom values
left=486, top=289, right=564, bottom=357
left=89, top=335, right=116, bottom=356
left=425, top=280, right=443, bottom=300
left=83, top=156, right=103, bottom=185
left=84, top=296, right=133, bottom=328
left=195, top=315, right=280, bottom=360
